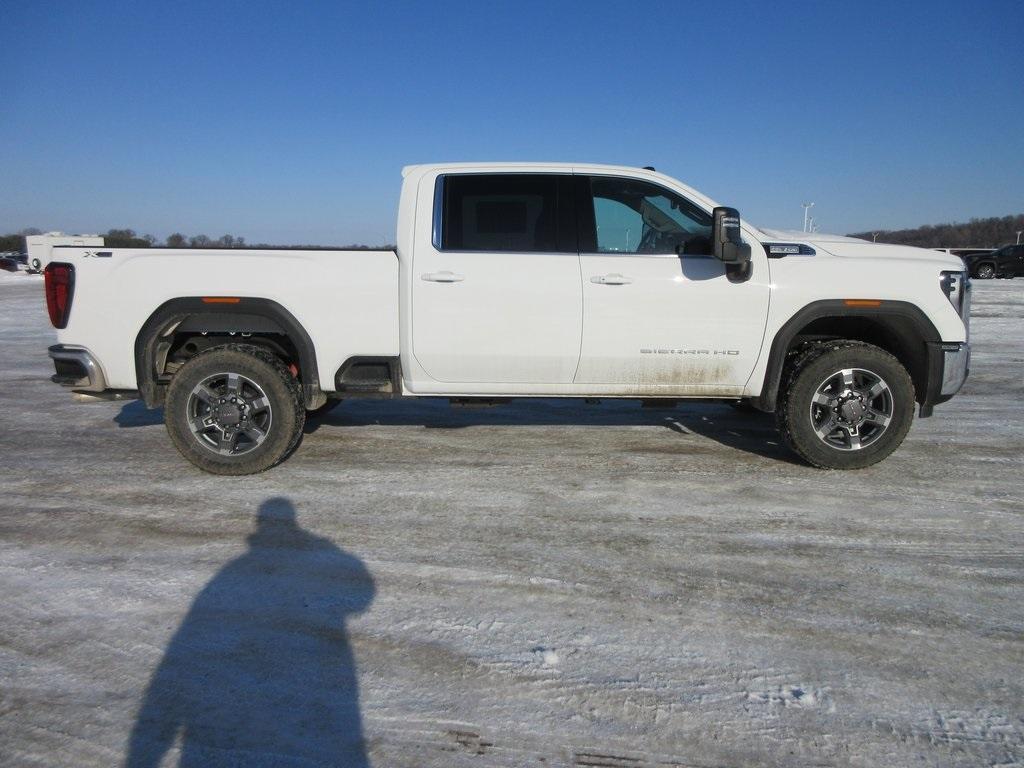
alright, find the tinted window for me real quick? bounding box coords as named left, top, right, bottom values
left=588, top=176, right=712, bottom=255
left=440, top=174, right=572, bottom=252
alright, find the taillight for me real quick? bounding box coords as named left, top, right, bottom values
left=44, top=262, right=75, bottom=328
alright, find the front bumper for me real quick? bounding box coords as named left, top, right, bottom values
left=48, top=344, right=107, bottom=392
left=920, top=341, right=969, bottom=416
left=939, top=342, right=970, bottom=396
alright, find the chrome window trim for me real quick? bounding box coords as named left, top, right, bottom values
left=431, top=175, right=443, bottom=250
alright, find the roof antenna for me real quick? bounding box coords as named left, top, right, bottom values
left=642, top=166, right=656, bottom=171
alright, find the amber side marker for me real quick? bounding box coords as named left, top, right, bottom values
left=843, top=299, right=882, bottom=308
left=202, top=297, right=241, bottom=304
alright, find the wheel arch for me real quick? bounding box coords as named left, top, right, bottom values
left=135, top=297, right=323, bottom=409
left=754, top=300, right=940, bottom=412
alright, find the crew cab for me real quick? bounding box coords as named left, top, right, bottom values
left=44, top=163, right=971, bottom=474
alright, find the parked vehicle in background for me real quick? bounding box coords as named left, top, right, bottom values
left=0, top=256, right=20, bottom=272
left=26, top=233, right=104, bottom=273
left=961, top=244, right=1024, bottom=279
left=1, top=251, right=28, bottom=265
left=933, top=247, right=994, bottom=261
left=43, top=163, right=971, bottom=474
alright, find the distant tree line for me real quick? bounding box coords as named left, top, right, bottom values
left=164, top=232, right=247, bottom=248
left=0, top=227, right=44, bottom=251
left=0, top=227, right=393, bottom=252
left=0, top=232, right=28, bottom=251
left=848, top=213, right=1024, bottom=249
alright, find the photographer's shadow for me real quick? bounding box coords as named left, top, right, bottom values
left=125, top=497, right=375, bottom=767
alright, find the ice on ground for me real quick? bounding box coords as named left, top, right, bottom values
left=1, top=278, right=1022, bottom=767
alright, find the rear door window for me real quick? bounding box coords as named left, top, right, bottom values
left=437, top=174, right=575, bottom=253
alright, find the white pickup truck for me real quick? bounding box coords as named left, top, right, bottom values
left=44, top=163, right=971, bottom=474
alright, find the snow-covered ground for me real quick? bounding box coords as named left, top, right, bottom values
left=0, top=268, right=42, bottom=284
left=1, top=277, right=1022, bottom=767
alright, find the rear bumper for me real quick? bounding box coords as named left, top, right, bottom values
left=48, top=344, right=107, bottom=392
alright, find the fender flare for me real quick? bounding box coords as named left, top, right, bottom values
left=134, top=297, right=322, bottom=408
left=754, top=300, right=941, bottom=412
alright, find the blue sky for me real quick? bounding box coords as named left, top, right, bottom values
left=2, top=0, right=1021, bottom=244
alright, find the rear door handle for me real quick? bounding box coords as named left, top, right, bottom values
left=421, top=271, right=464, bottom=283
left=590, top=273, right=633, bottom=285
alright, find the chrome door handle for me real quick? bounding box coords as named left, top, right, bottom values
left=421, top=271, right=464, bottom=283
left=590, top=273, right=633, bottom=285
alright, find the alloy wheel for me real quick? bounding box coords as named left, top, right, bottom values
left=808, top=367, right=893, bottom=451
left=186, top=372, right=273, bottom=455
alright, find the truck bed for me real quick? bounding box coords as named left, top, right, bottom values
left=51, top=247, right=400, bottom=392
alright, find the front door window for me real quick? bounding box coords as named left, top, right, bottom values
left=589, top=176, right=712, bottom=255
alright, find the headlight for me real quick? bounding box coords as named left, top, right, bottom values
left=940, top=270, right=971, bottom=320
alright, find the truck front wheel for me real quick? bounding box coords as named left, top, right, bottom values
left=164, top=344, right=305, bottom=475
left=777, top=341, right=915, bottom=469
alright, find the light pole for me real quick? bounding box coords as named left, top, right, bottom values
left=802, top=202, right=815, bottom=233
left=872, top=232, right=880, bottom=242
left=1017, top=230, right=1022, bottom=245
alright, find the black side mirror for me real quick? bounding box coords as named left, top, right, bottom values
left=712, top=206, right=752, bottom=265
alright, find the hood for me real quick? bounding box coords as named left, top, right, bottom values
left=759, top=228, right=866, bottom=246
left=758, top=228, right=964, bottom=269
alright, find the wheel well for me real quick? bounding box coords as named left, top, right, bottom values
left=163, top=332, right=299, bottom=378
left=135, top=298, right=323, bottom=408
left=756, top=301, right=940, bottom=412
left=787, top=316, right=927, bottom=397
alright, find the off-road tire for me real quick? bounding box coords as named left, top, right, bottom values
left=776, top=340, right=915, bottom=469
left=165, top=344, right=305, bottom=475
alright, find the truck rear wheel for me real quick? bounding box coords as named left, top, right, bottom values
left=164, top=344, right=305, bottom=475
left=777, top=341, right=915, bottom=469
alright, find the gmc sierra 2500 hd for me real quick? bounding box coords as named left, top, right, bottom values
left=44, top=163, right=970, bottom=474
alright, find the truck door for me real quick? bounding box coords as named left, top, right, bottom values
left=574, top=174, right=770, bottom=395
left=411, top=173, right=582, bottom=386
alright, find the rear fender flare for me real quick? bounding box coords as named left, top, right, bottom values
left=134, top=297, right=322, bottom=408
